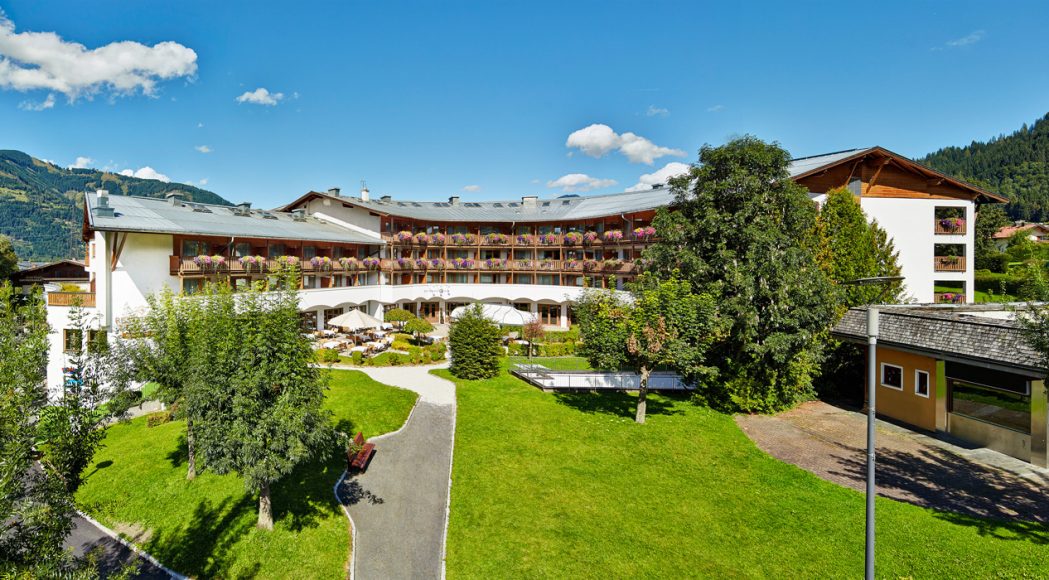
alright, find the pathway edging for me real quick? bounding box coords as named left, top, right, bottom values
left=74, top=509, right=185, bottom=579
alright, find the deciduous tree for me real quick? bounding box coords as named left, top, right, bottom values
left=403, top=316, right=434, bottom=343
left=521, top=319, right=544, bottom=361
left=0, top=235, right=17, bottom=280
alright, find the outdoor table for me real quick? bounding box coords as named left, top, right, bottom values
left=322, top=340, right=341, bottom=349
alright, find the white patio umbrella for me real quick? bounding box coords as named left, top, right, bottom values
left=449, top=304, right=538, bottom=326
left=327, top=309, right=383, bottom=331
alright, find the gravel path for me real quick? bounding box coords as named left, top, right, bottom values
left=335, top=364, right=456, bottom=580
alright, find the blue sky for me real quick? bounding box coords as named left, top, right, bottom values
left=2, top=1, right=1048, bottom=207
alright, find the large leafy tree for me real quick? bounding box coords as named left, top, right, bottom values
left=815, top=187, right=903, bottom=309
left=576, top=274, right=720, bottom=423
left=449, top=304, right=502, bottom=380
left=646, top=136, right=836, bottom=412
left=974, top=205, right=1010, bottom=272
left=190, top=276, right=334, bottom=530
left=0, top=285, right=76, bottom=574
left=0, top=235, right=17, bottom=280
left=39, top=299, right=135, bottom=493
left=123, top=287, right=201, bottom=479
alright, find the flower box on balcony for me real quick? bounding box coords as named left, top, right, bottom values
left=483, top=258, right=507, bottom=270
left=583, top=231, right=599, bottom=245
left=935, top=292, right=965, bottom=304
left=603, top=230, right=624, bottom=243
left=563, top=232, right=583, bottom=246
left=362, top=258, right=381, bottom=270
left=396, top=258, right=414, bottom=270
left=633, top=226, right=656, bottom=241
left=539, top=234, right=559, bottom=246
left=516, top=234, right=535, bottom=246
left=935, top=218, right=967, bottom=235
left=429, top=233, right=446, bottom=245
left=485, top=233, right=509, bottom=245
left=413, top=232, right=429, bottom=245
left=395, top=231, right=414, bottom=243
left=193, top=254, right=226, bottom=272
left=339, top=257, right=360, bottom=270
left=451, top=233, right=477, bottom=246
left=239, top=255, right=266, bottom=272
left=429, top=258, right=446, bottom=270
left=310, top=256, right=333, bottom=271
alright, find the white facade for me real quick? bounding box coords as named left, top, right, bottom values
left=860, top=197, right=974, bottom=303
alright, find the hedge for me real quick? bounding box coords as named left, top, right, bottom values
left=974, top=270, right=1024, bottom=296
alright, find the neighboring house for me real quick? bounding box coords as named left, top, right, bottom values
left=833, top=304, right=1046, bottom=466
left=992, top=222, right=1049, bottom=252
left=11, top=259, right=88, bottom=289
left=43, top=146, right=1002, bottom=395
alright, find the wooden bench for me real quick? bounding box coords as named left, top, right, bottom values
left=346, top=431, right=376, bottom=472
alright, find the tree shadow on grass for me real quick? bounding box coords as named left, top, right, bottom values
left=827, top=439, right=1049, bottom=543
left=145, top=495, right=258, bottom=578
left=165, top=433, right=188, bottom=468
left=553, top=390, right=685, bottom=419
left=271, top=440, right=345, bottom=533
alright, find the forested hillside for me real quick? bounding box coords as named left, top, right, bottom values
left=0, top=150, right=230, bottom=261
left=920, top=114, right=1049, bottom=220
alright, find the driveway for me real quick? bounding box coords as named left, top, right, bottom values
left=737, top=401, right=1049, bottom=524
left=335, top=364, right=456, bottom=580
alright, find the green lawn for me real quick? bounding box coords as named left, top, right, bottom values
left=76, top=370, right=417, bottom=579
left=440, top=359, right=1049, bottom=578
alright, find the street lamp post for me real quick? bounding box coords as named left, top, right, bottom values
left=843, top=276, right=903, bottom=580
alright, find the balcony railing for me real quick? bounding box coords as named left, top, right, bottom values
left=47, top=292, right=96, bottom=307
left=934, top=256, right=966, bottom=272
left=382, top=259, right=637, bottom=275
left=171, top=256, right=381, bottom=275
left=382, top=232, right=657, bottom=247
left=934, top=218, right=967, bottom=235
left=934, top=291, right=965, bottom=304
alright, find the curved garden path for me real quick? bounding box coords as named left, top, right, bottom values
left=333, top=363, right=457, bottom=580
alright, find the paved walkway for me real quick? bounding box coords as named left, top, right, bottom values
left=334, top=363, right=456, bottom=580
left=66, top=512, right=173, bottom=578
left=737, top=401, right=1049, bottom=524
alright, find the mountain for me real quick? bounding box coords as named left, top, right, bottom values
left=0, top=150, right=231, bottom=261
left=920, top=114, right=1049, bottom=220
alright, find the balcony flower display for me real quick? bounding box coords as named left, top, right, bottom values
left=565, top=259, right=582, bottom=270
left=451, top=233, right=476, bottom=246
left=310, top=256, right=333, bottom=271
left=428, top=233, right=446, bottom=245
left=395, top=230, right=414, bottom=243
left=633, top=226, right=656, bottom=240
left=485, top=233, right=509, bottom=245
left=339, top=257, right=359, bottom=270
left=539, top=233, right=559, bottom=246
left=415, top=258, right=429, bottom=269
left=239, top=255, right=266, bottom=272
left=516, top=233, right=535, bottom=245
left=515, top=260, right=532, bottom=270
left=938, top=217, right=965, bottom=232
left=362, top=257, right=381, bottom=269
left=603, top=229, right=623, bottom=242
left=429, top=258, right=445, bottom=270
left=582, top=231, right=599, bottom=245
left=483, top=258, right=506, bottom=270
left=603, top=258, right=623, bottom=270
left=582, top=260, right=600, bottom=272
left=539, top=258, right=556, bottom=270
left=451, top=258, right=474, bottom=269
left=396, top=257, right=414, bottom=270
left=938, top=292, right=964, bottom=304
left=275, top=255, right=300, bottom=269
left=563, top=232, right=583, bottom=246
left=413, top=232, right=429, bottom=245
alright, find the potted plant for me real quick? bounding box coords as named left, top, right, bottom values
left=428, top=233, right=446, bottom=245
left=603, top=229, right=623, bottom=242
left=583, top=259, right=600, bottom=272
left=413, top=232, right=429, bottom=245
left=485, top=233, right=509, bottom=245
left=563, top=232, right=583, bottom=246
left=539, top=233, right=559, bottom=245
left=582, top=231, right=599, bottom=245
left=310, top=256, right=333, bottom=271
left=516, top=233, right=535, bottom=245
left=395, top=230, right=414, bottom=243
left=339, top=256, right=359, bottom=270
left=415, top=258, right=429, bottom=269
left=193, top=254, right=213, bottom=270
left=396, top=257, right=414, bottom=270
left=430, top=258, right=445, bottom=270
left=239, top=255, right=259, bottom=272
left=362, top=257, right=381, bottom=269
left=633, top=226, right=656, bottom=240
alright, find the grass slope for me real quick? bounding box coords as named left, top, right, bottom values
left=442, top=358, right=1049, bottom=578
left=76, top=370, right=417, bottom=578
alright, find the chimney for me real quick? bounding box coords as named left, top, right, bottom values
left=237, top=201, right=252, bottom=211
left=360, top=185, right=370, bottom=202
left=328, top=187, right=341, bottom=197
left=380, top=195, right=392, bottom=202
left=165, top=191, right=185, bottom=206
left=449, top=196, right=460, bottom=205
left=522, top=195, right=538, bottom=207
left=93, top=190, right=114, bottom=217
left=291, top=208, right=307, bottom=221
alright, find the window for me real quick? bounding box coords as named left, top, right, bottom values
left=880, top=363, right=903, bottom=390
left=182, top=239, right=208, bottom=257
left=303, top=246, right=317, bottom=260
left=232, top=242, right=251, bottom=258
left=87, top=329, right=108, bottom=354
left=539, top=304, right=560, bottom=325
left=950, top=379, right=1031, bottom=433
left=182, top=278, right=203, bottom=295
left=63, top=329, right=83, bottom=352
left=268, top=243, right=286, bottom=257
left=915, top=370, right=930, bottom=398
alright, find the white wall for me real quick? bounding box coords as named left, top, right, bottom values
left=305, top=197, right=382, bottom=234
left=860, top=197, right=973, bottom=303
left=110, top=232, right=180, bottom=321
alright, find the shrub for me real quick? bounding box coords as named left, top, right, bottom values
left=449, top=303, right=502, bottom=379
left=315, top=348, right=340, bottom=363
left=974, top=270, right=1024, bottom=296
left=507, top=342, right=527, bottom=356
left=391, top=340, right=412, bottom=351
left=351, top=351, right=364, bottom=365
left=430, top=349, right=446, bottom=362
left=389, top=353, right=404, bottom=366
left=146, top=411, right=173, bottom=428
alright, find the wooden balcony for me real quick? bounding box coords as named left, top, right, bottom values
left=934, top=219, right=967, bottom=235
left=934, top=256, right=966, bottom=272
left=382, top=232, right=657, bottom=248
left=381, top=258, right=638, bottom=276
left=48, top=292, right=96, bottom=307
left=934, top=291, right=965, bottom=304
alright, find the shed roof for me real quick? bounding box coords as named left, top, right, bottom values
left=85, top=194, right=380, bottom=244
left=832, top=305, right=1045, bottom=376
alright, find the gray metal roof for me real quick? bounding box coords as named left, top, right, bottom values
left=85, top=194, right=380, bottom=244
left=787, top=148, right=871, bottom=178
left=832, top=305, right=1045, bottom=375
left=306, top=187, right=678, bottom=223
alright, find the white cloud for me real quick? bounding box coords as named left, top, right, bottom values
left=198, top=178, right=208, bottom=186
left=0, top=14, right=196, bottom=100
left=18, top=92, right=54, bottom=111
left=546, top=173, right=617, bottom=193
left=706, top=104, right=725, bottom=112
left=626, top=161, right=690, bottom=192
left=236, top=87, right=283, bottom=106
left=462, top=184, right=481, bottom=192
left=645, top=105, right=669, bottom=117
left=196, top=121, right=204, bottom=128
left=194, top=145, right=211, bottom=154
left=945, top=30, right=985, bottom=48
left=68, top=156, right=93, bottom=169
left=565, top=123, right=685, bottom=165
left=119, top=166, right=170, bottom=182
